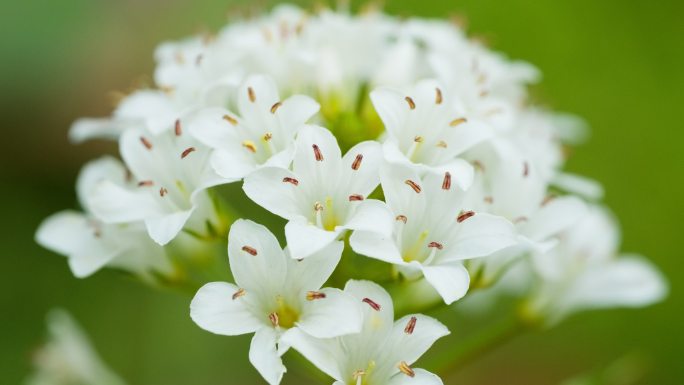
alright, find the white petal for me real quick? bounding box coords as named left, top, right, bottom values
left=441, top=213, right=517, bottom=261
left=114, top=90, right=176, bottom=134
left=190, top=282, right=262, bottom=336
left=520, top=196, right=587, bottom=242
left=344, top=280, right=395, bottom=334
left=420, top=263, right=470, bottom=305
left=285, top=241, right=343, bottom=292
left=388, top=369, right=444, bottom=385
left=211, top=149, right=258, bottom=181
left=342, top=199, right=394, bottom=236
left=76, top=156, right=127, bottom=209
left=297, top=288, right=363, bottom=338
left=228, top=219, right=287, bottom=296
left=429, top=158, right=474, bottom=191
left=238, top=75, right=280, bottom=123
left=370, top=87, right=406, bottom=138
left=350, top=230, right=403, bottom=264
left=274, top=95, right=320, bottom=136
left=293, top=125, right=342, bottom=188
left=36, top=211, right=92, bottom=256
left=280, top=328, right=344, bottom=381
left=243, top=167, right=303, bottom=220
left=285, top=220, right=342, bottom=260
left=380, top=163, right=426, bottom=218
left=87, top=180, right=165, bottom=223
left=553, top=172, right=604, bottom=201
left=249, top=327, right=286, bottom=385
left=386, top=314, right=450, bottom=365
left=342, top=140, right=383, bottom=197
left=69, top=118, right=127, bottom=143
left=144, top=209, right=194, bottom=245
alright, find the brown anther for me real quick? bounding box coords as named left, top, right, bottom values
left=450, top=117, right=468, bottom=127
left=514, top=216, right=529, bottom=224
left=398, top=361, right=415, bottom=378
left=242, top=140, right=257, bottom=153
left=442, top=172, right=451, bottom=190
left=523, top=161, right=530, bottom=177
left=348, top=194, right=364, bottom=201
left=435, top=87, right=443, bottom=104
left=247, top=86, right=256, bottom=102
left=541, top=194, right=556, bottom=207
left=174, top=119, right=182, bottom=136
left=137, top=180, right=154, bottom=187
left=437, top=140, right=448, bottom=148
left=352, top=370, right=366, bottom=380
left=479, top=90, right=490, bottom=98
left=268, top=312, right=279, bottom=327
left=223, top=114, right=238, bottom=125
left=181, top=147, right=196, bottom=159
left=241, top=245, right=258, bottom=256
left=405, top=179, right=422, bottom=193
left=140, top=136, right=153, bottom=150
left=314, top=202, right=324, bottom=212
left=159, top=187, right=168, bottom=197
left=428, top=241, right=444, bottom=250
left=405, top=96, right=416, bottom=110
left=414, top=135, right=424, bottom=143
left=473, top=160, right=486, bottom=172
left=457, top=210, right=476, bottom=223
left=484, top=196, right=494, bottom=204
left=404, top=316, right=417, bottom=334
left=263, top=132, right=273, bottom=141
left=282, top=177, right=299, bottom=186
left=362, top=298, right=381, bottom=311
left=396, top=215, right=408, bottom=224
left=351, top=154, right=363, bottom=170
left=270, top=101, right=283, bottom=114
left=312, top=144, right=324, bottom=161
left=232, top=288, right=246, bottom=300
left=306, top=291, right=327, bottom=301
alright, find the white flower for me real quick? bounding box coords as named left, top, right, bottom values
left=283, top=280, right=449, bottom=385
left=26, top=309, right=126, bottom=385
left=87, top=125, right=225, bottom=245
left=189, top=74, right=320, bottom=181
left=36, top=157, right=172, bottom=279
left=190, top=219, right=362, bottom=385
left=527, top=205, right=667, bottom=325
left=243, top=125, right=392, bottom=259
left=350, top=163, right=517, bottom=304
left=371, top=79, right=492, bottom=186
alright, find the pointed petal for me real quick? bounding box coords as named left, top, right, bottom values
left=243, top=167, right=303, bottom=221
left=350, top=230, right=403, bottom=264
left=280, top=328, right=344, bottom=381
left=87, top=180, right=164, bottom=223
left=285, top=241, right=343, bottom=292
left=520, top=196, right=587, bottom=242
left=285, top=220, right=341, bottom=259
left=145, top=209, right=194, bottom=245
left=297, top=288, right=363, bottom=338
left=342, top=199, right=394, bottom=236
left=420, top=263, right=470, bottom=305
left=190, top=282, right=262, bottom=336
left=370, top=87, right=407, bottom=138
left=344, top=280, right=395, bottom=335
left=69, top=118, right=127, bottom=143
left=76, top=157, right=127, bottom=209
left=115, top=90, right=176, bottom=134
left=441, top=213, right=517, bottom=261
left=210, top=149, right=258, bottom=181
left=380, top=163, right=426, bottom=219
left=293, top=125, right=342, bottom=189
left=342, top=140, right=383, bottom=197
left=274, top=95, right=320, bottom=137
left=249, top=327, right=286, bottom=385
left=386, top=315, right=450, bottom=365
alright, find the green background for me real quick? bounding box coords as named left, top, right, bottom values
left=1, top=0, right=682, bottom=384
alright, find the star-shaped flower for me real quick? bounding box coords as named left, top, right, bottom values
left=190, top=219, right=362, bottom=385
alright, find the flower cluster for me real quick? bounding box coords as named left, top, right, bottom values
left=36, top=5, right=667, bottom=385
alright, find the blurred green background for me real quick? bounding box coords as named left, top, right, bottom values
left=1, top=0, right=682, bottom=384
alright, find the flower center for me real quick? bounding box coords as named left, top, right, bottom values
left=269, top=296, right=299, bottom=329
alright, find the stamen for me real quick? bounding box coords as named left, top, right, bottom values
left=396, top=215, right=408, bottom=223
left=137, top=180, right=154, bottom=187
left=270, top=101, right=282, bottom=114
left=541, top=194, right=556, bottom=206
left=222, top=114, right=238, bottom=125
left=247, top=86, right=256, bottom=102
left=405, top=179, right=422, bottom=193
left=306, top=291, right=327, bottom=301
left=479, top=90, right=489, bottom=97
left=232, top=288, right=246, bottom=300
left=442, top=172, right=451, bottom=190
left=398, top=361, right=415, bottom=378
left=174, top=119, right=182, bottom=136
left=268, top=312, right=279, bottom=327
left=312, top=144, right=324, bottom=161
left=351, top=154, right=363, bottom=170
left=195, top=54, right=203, bottom=66
left=362, top=298, right=381, bottom=311
left=405, top=96, right=416, bottom=110
left=282, top=177, right=299, bottom=186
left=159, top=187, right=168, bottom=197
left=473, top=160, right=486, bottom=172
left=241, top=245, right=258, bottom=256
left=242, top=140, right=257, bottom=153
left=314, top=202, right=324, bottom=211
left=484, top=196, right=494, bottom=204
left=263, top=132, right=273, bottom=141
left=314, top=202, right=324, bottom=228
left=457, top=210, right=476, bottom=223
left=414, top=136, right=424, bottom=143
left=404, top=316, right=417, bottom=334
left=428, top=241, right=444, bottom=250
left=352, top=370, right=366, bottom=384
left=348, top=194, right=364, bottom=201
left=181, top=147, right=196, bottom=159
left=514, top=216, right=529, bottom=224
left=450, top=117, right=468, bottom=127
left=435, top=87, right=443, bottom=104
left=523, top=161, right=530, bottom=177
left=140, top=136, right=153, bottom=150
left=436, top=140, right=448, bottom=148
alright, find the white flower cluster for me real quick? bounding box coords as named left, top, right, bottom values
left=36, top=5, right=667, bottom=385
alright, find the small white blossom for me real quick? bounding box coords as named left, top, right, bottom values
left=36, top=157, right=172, bottom=279
left=350, top=163, right=517, bottom=304
left=190, top=219, right=362, bottom=385
left=243, top=125, right=392, bottom=259
left=283, top=280, right=449, bottom=385
left=189, top=74, right=320, bottom=181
